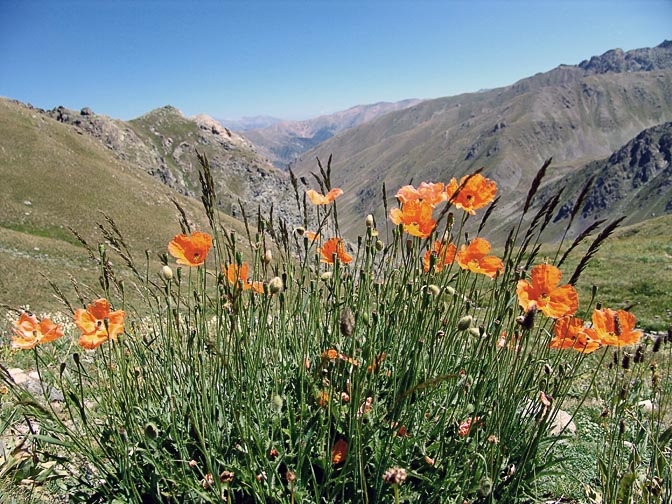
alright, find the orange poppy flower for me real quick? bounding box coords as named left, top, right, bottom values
left=75, top=298, right=125, bottom=350
left=396, top=182, right=447, bottom=207
left=225, top=263, right=265, bottom=293
left=516, top=264, right=578, bottom=318
left=456, top=237, right=504, bottom=279
left=445, top=173, right=497, bottom=215
left=11, top=312, right=64, bottom=349
left=587, top=308, right=642, bottom=347
left=307, top=188, right=344, bottom=205
left=168, top=231, right=213, bottom=267
left=319, top=237, right=352, bottom=264
left=389, top=200, right=436, bottom=238
left=331, top=439, right=348, bottom=465
left=304, top=230, right=320, bottom=242
left=550, top=317, right=601, bottom=354
left=423, top=240, right=457, bottom=272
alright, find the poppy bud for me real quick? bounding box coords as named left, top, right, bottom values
left=161, top=265, right=174, bottom=281
left=269, top=276, right=283, bottom=294
left=271, top=394, right=283, bottom=414
left=457, top=315, right=473, bottom=331
left=375, top=239, right=384, bottom=251
left=264, top=249, right=273, bottom=265
left=366, top=214, right=374, bottom=228
left=467, top=327, right=481, bottom=338
left=320, top=271, right=333, bottom=281
left=428, top=284, right=441, bottom=296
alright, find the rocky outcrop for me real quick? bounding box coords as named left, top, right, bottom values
left=43, top=105, right=301, bottom=228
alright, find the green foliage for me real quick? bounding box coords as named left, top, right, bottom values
left=1, top=157, right=671, bottom=503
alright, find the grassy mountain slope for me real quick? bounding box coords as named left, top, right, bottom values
left=293, top=42, right=672, bottom=237
left=0, top=98, right=247, bottom=313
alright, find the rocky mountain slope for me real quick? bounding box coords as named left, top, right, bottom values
left=292, top=41, right=672, bottom=237
left=242, top=99, right=422, bottom=169
left=546, top=121, right=672, bottom=231
left=0, top=98, right=252, bottom=311
left=46, top=104, right=299, bottom=225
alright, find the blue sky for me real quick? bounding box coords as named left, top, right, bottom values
left=0, top=0, right=670, bottom=121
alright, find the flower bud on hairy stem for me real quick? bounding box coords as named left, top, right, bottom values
left=264, top=249, right=273, bottom=265
left=375, top=239, right=384, bottom=251
left=269, top=276, right=283, bottom=294
left=161, top=265, right=173, bottom=281
left=457, top=315, right=474, bottom=331
left=366, top=214, right=374, bottom=228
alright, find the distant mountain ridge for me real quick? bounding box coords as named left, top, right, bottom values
left=291, top=41, right=672, bottom=237
left=242, top=99, right=423, bottom=169
left=218, top=115, right=283, bottom=131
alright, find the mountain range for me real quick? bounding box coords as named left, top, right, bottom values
left=2, top=41, right=672, bottom=311
left=291, top=41, right=672, bottom=237
left=241, top=99, right=422, bottom=169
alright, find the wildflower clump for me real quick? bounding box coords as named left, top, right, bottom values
left=2, top=157, right=667, bottom=504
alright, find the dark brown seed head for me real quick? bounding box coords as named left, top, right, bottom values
left=340, top=307, right=355, bottom=337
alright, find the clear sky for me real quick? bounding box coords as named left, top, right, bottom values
left=0, top=0, right=670, bottom=121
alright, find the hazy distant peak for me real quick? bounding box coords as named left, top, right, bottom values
left=218, top=115, right=284, bottom=131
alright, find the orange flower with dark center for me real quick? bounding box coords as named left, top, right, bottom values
left=587, top=308, right=642, bottom=347
left=11, top=312, right=64, bottom=349
left=319, top=237, right=352, bottom=264
left=75, top=298, right=125, bottom=350
left=516, top=264, right=578, bottom=318
left=455, top=237, right=503, bottom=279
left=423, top=241, right=457, bottom=272
left=331, top=439, right=348, bottom=465
left=307, top=188, right=343, bottom=205
left=445, top=173, right=497, bottom=215
left=168, top=231, right=213, bottom=267
left=396, top=182, right=447, bottom=207
left=225, top=263, right=264, bottom=293
left=550, top=317, right=600, bottom=354
left=389, top=200, right=436, bottom=238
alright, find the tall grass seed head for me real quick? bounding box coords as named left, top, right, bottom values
left=340, top=307, right=355, bottom=337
